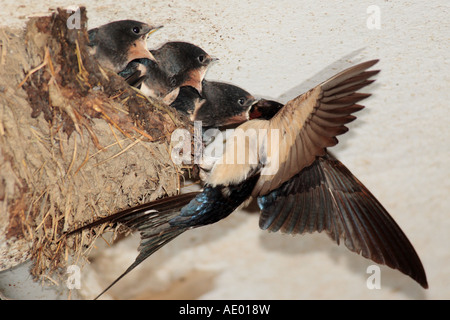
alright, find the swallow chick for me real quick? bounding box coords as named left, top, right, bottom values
left=88, top=20, right=162, bottom=73
left=118, top=58, right=180, bottom=104
left=171, top=80, right=257, bottom=127
left=151, top=42, right=218, bottom=94
left=118, top=42, right=217, bottom=104
left=67, top=60, right=428, bottom=299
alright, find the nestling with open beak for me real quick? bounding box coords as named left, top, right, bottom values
left=88, top=20, right=161, bottom=73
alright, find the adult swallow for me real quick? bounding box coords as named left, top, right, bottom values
left=171, top=80, right=257, bottom=127
left=88, top=20, right=161, bottom=73
left=118, top=42, right=216, bottom=104
left=67, top=60, right=428, bottom=299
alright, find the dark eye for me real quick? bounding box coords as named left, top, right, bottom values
left=197, top=55, right=205, bottom=63
left=238, top=98, right=245, bottom=105
left=132, top=26, right=140, bottom=34
left=169, top=77, right=177, bottom=87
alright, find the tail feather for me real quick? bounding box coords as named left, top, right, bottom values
left=66, top=192, right=199, bottom=236
left=93, top=227, right=184, bottom=300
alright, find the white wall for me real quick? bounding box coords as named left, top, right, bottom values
left=1, top=0, right=448, bottom=299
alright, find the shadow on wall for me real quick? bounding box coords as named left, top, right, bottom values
left=258, top=228, right=427, bottom=299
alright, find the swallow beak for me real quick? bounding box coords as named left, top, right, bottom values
left=207, top=56, right=220, bottom=65
left=146, top=25, right=164, bottom=38
left=138, top=24, right=163, bottom=42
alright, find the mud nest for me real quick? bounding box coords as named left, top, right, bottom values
left=0, top=8, right=192, bottom=283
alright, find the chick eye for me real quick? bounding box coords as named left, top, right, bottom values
left=238, top=98, right=245, bottom=105
left=132, top=26, right=140, bottom=34
left=197, top=55, right=205, bottom=63
left=169, top=77, right=177, bottom=87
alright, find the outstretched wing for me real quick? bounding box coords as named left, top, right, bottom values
left=257, top=152, right=428, bottom=288
left=66, top=192, right=199, bottom=299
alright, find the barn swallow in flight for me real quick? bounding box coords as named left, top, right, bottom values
left=151, top=42, right=217, bottom=94
left=171, top=80, right=258, bottom=127
left=118, top=42, right=216, bottom=104
left=67, top=60, right=428, bottom=299
left=88, top=20, right=162, bottom=73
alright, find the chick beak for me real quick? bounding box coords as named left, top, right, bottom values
left=146, top=25, right=164, bottom=37
left=207, top=56, right=220, bottom=65
left=249, top=99, right=283, bottom=120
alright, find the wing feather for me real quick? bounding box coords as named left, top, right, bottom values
left=251, top=60, right=379, bottom=196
